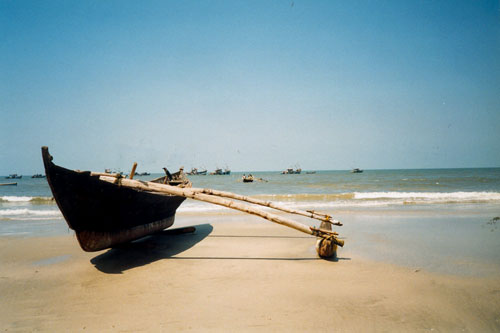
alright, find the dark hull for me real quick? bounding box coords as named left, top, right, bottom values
left=42, top=147, right=186, bottom=251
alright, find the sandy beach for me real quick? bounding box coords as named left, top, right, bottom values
left=1, top=216, right=499, bottom=332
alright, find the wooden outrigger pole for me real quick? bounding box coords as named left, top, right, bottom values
left=182, top=188, right=343, bottom=226
left=95, top=174, right=344, bottom=258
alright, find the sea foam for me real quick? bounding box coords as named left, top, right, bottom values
left=0, top=196, right=53, bottom=203
left=0, top=209, right=62, bottom=217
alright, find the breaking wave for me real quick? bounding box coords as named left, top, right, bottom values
left=0, top=209, right=62, bottom=218
left=2, top=192, right=498, bottom=219
left=177, top=191, right=500, bottom=213
left=255, top=191, right=500, bottom=205
left=352, top=191, right=500, bottom=203
left=0, top=196, right=54, bottom=203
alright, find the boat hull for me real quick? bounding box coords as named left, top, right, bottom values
left=42, top=147, right=186, bottom=251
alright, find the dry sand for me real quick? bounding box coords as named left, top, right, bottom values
left=1, top=220, right=500, bottom=332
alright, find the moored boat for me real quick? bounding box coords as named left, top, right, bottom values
left=41, top=147, right=189, bottom=252
left=281, top=168, right=302, bottom=174
left=186, top=168, right=207, bottom=176
left=133, top=171, right=150, bottom=176
left=32, top=174, right=46, bottom=178
left=351, top=168, right=363, bottom=173
left=5, top=174, right=22, bottom=179
left=210, top=167, right=230, bottom=175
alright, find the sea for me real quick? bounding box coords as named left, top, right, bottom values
left=1, top=168, right=500, bottom=276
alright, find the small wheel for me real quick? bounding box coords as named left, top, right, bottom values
left=316, top=237, right=337, bottom=258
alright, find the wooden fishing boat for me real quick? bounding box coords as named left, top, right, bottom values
left=41, top=147, right=345, bottom=258
left=242, top=174, right=254, bottom=183
left=41, top=147, right=189, bottom=252
left=151, top=167, right=191, bottom=187
left=0, top=182, right=17, bottom=186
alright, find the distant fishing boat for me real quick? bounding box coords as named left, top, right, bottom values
left=32, top=174, right=46, bottom=178
left=210, top=168, right=221, bottom=175
left=187, top=168, right=207, bottom=175
left=104, top=169, right=125, bottom=176
left=5, top=174, right=22, bottom=179
left=281, top=168, right=302, bottom=174
left=351, top=168, right=363, bottom=173
left=211, top=167, right=230, bottom=175
left=133, top=171, right=150, bottom=176
left=305, top=171, right=316, bottom=174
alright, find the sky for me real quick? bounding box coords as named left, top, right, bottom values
left=1, top=0, right=499, bottom=175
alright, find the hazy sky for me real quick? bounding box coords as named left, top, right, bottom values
left=1, top=0, right=499, bottom=174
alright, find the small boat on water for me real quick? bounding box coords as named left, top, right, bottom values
left=32, top=174, right=46, bottom=178
left=281, top=168, right=302, bottom=174
left=41, top=147, right=190, bottom=252
left=351, top=168, right=363, bottom=173
left=242, top=174, right=254, bottom=183
left=104, top=169, right=125, bottom=176
left=0, top=182, right=17, bottom=186
left=210, top=167, right=230, bottom=175
left=5, top=174, right=22, bottom=179
left=187, top=168, right=207, bottom=175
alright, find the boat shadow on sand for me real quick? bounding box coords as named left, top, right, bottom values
left=90, top=223, right=213, bottom=274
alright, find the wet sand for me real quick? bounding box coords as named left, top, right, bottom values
left=1, top=219, right=500, bottom=331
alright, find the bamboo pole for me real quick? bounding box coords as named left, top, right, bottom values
left=185, top=187, right=342, bottom=226
left=129, top=162, right=138, bottom=180
left=91, top=171, right=341, bottom=226
left=96, top=175, right=343, bottom=247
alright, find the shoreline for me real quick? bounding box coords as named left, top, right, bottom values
left=2, top=205, right=500, bottom=276
left=1, top=220, right=500, bottom=331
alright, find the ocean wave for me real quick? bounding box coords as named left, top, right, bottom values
left=0, top=196, right=54, bottom=203
left=0, top=209, right=62, bottom=218
left=177, top=202, right=229, bottom=213
left=353, top=191, right=500, bottom=202
left=183, top=191, right=500, bottom=212
left=254, top=193, right=355, bottom=201
left=1, top=192, right=497, bottom=218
